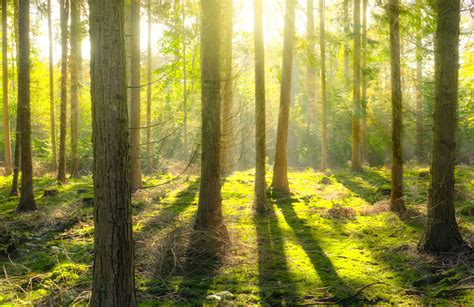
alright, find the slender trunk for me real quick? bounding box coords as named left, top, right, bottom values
left=10, top=0, right=19, bottom=196
left=70, top=0, right=81, bottom=178
left=343, top=0, right=350, bottom=82
left=57, top=0, right=69, bottom=183
left=306, top=0, right=316, bottom=129
left=195, top=0, right=225, bottom=232
left=351, top=0, right=362, bottom=172
left=130, top=0, right=142, bottom=190
left=361, top=0, right=368, bottom=164
left=89, top=0, right=137, bottom=304
left=146, top=0, right=152, bottom=174
left=319, top=0, right=328, bottom=170
left=389, top=0, right=405, bottom=213
left=16, top=0, right=36, bottom=212
left=2, top=0, right=12, bottom=176
left=271, top=0, right=296, bottom=194
left=415, top=0, right=424, bottom=163
left=47, top=0, right=57, bottom=172
left=418, top=0, right=466, bottom=252
left=182, top=0, right=187, bottom=154
left=254, top=0, right=267, bottom=212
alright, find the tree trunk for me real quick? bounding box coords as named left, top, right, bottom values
left=47, top=0, right=57, bottom=173
left=195, top=0, right=225, bottom=232
left=271, top=0, right=296, bottom=194
left=182, top=0, right=187, bottom=155
left=89, top=0, right=137, bottom=304
left=146, top=0, right=152, bottom=174
left=2, top=0, right=12, bottom=176
left=220, top=0, right=233, bottom=175
left=69, top=0, right=81, bottom=178
left=57, top=0, right=68, bottom=183
left=415, top=0, right=424, bottom=163
left=254, top=0, right=267, bottom=213
left=361, top=0, right=369, bottom=164
left=306, top=0, right=316, bottom=129
left=10, top=0, right=19, bottom=196
left=343, top=0, right=350, bottom=82
left=16, top=0, right=36, bottom=212
left=351, top=0, right=362, bottom=172
left=130, top=0, right=142, bottom=190
left=388, top=0, right=405, bottom=213
left=319, top=0, right=328, bottom=170
left=418, top=0, right=466, bottom=253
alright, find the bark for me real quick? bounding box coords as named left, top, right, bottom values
left=70, top=0, right=81, bottom=178
left=146, top=0, right=152, bottom=174
left=89, top=0, right=137, bottom=304
left=361, top=0, right=368, bottom=164
left=2, top=0, right=12, bottom=176
left=415, top=0, right=424, bottom=163
left=319, top=0, right=328, bottom=170
left=220, top=0, right=233, bottom=175
left=195, top=0, right=225, bottom=232
left=57, top=0, right=69, bottom=183
left=306, top=0, right=316, bottom=129
left=271, top=0, right=296, bottom=194
left=10, top=0, right=19, bottom=196
left=130, top=0, right=142, bottom=190
left=16, top=0, right=36, bottom=212
left=47, top=0, right=57, bottom=172
left=254, top=0, right=267, bottom=213
left=418, top=0, right=466, bottom=252
left=351, top=0, right=362, bottom=172
left=343, top=0, right=350, bottom=82
left=389, top=0, right=405, bottom=213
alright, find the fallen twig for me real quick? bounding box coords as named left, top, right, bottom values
left=302, top=282, right=384, bottom=305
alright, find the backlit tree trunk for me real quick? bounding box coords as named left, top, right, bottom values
left=146, top=0, right=152, bottom=174
left=415, top=0, right=424, bottom=163
left=306, top=0, right=316, bottom=128
left=319, top=0, right=328, bottom=170
left=70, top=0, right=81, bottom=178
left=16, top=0, right=36, bottom=212
left=10, top=0, right=19, bottom=196
left=130, top=0, right=142, bottom=190
left=418, top=0, right=466, bottom=253
left=351, top=0, right=362, bottom=172
left=89, top=0, right=137, bottom=304
left=254, top=0, right=267, bottom=213
left=2, top=0, right=12, bottom=176
left=361, top=0, right=369, bottom=164
left=271, top=0, right=296, bottom=194
left=343, top=0, right=350, bottom=82
left=47, top=0, right=57, bottom=172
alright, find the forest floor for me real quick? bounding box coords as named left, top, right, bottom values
left=0, top=166, right=474, bottom=305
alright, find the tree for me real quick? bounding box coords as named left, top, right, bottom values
left=415, top=0, right=424, bottom=163
left=220, top=0, right=234, bottom=175
left=271, top=0, right=296, bottom=193
left=16, top=0, right=36, bottom=212
left=145, top=0, right=152, bottom=174
left=418, top=0, right=467, bottom=252
left=47, top=0, right=57, bottom=172
left=57, top=0, right=69, bottom=183
left=10, top=0, right=19, bottom=196
left=2, top=0, right=12, bottom=176
left=254, top=0, right=267, bottom=212
left=130, top=0, right=142, bottom=190
left=351, top=0, right=362, bottom=172
left=361, top=0, right=368, bottom=164
left=306, top=0, right=316, bottom=128
left=195, top=0, right=225, bottom=232
left=70, top=0, right=81, bottom=178
left=388, top=0, right=404, bottom=213
left=343, top=0, right=350, bottom=82
left=319, top=0, right=328, bottom=170
left=89, top=0, right=137, bottom=304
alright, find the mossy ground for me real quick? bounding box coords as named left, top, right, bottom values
left=0, top=166, right=474, bottom=305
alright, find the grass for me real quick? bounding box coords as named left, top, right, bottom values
left=0, top=166, right=474, bottom=305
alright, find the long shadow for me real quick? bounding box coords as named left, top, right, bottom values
left=334, top=171, right=390, bottom=204
left=273, top=193, right=362, bottom=303
left=254, top=204, right=299, bottom=305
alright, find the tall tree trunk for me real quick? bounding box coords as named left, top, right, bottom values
left=319, top=0, right=328, bottom=170
left=418, top=0, right=466, bottom=252
left=415, top=0, right=424, bottom=163
left=220, top=0, right=233, bottom=175
left=361, top=0, right=368, bottom=164
left=89, top=0, right=137, bottom=304
left=70, top=0, right=81, bottom=178
left=57, top=0, right=69, bottom=183
left=10, top=0, right=19, bottom=196
left=306, top=0, right=316, bottom=129
left=351, top=0, right=362, bottom=172
left=389, top=0, right=405, bottom=213
left=182, top=0, right=187, bottom=154
left=130, top=0, right=142, bottom=190
left=47, top=0, right=57, bottom=172
left=343, top=0, right=350, bottom=82
left=146, top=0, right=152, bottom=174
left=254, top=0, right=267, bottom=213
left=195, top=0, right=225, bottom=232
left=271, top=0, right=296, bottom=194
left=2, top=0, right=12, bottom=176
left=16, top=0, right=36, bottom=212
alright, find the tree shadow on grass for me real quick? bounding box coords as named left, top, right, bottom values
left=254, top=203, right=299, bottom=305
left=334, top=170, right=390, bottom=204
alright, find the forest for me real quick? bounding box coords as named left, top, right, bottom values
left=0, top=0, right=473, bottom=305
